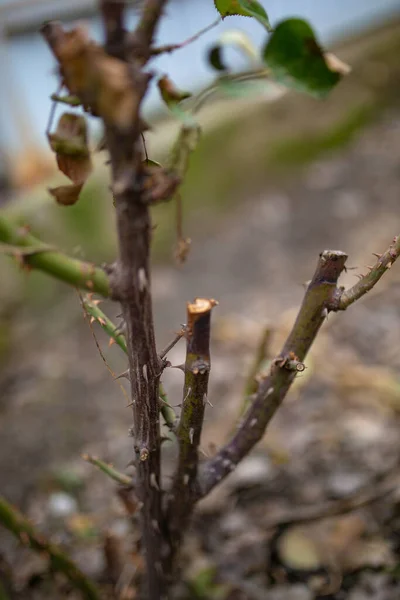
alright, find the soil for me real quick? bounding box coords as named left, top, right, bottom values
left=1, top=108, right=400, bottom=599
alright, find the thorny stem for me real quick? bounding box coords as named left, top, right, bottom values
left=150, top=17, right=221, bottom=56
left=330, top=235, right=400, bottom=310
left=82, top=295, right=128, bottom=353
left=0, top=496, right=101, bottom=600
left=101, top=2, right=169, bottom=597
left=198, top=251, right=348, bottom=497
left=159, top=326, right=186, bottom=359
left=82, top=294, right=176, bottom=432
left=167, top=298, right=216, bottom=558
left=0, top=215, right=110, bottom=297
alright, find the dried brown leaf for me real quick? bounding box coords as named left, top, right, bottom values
left=47, top=25, right=138, bottom=129
left=47, top=113, right=91, bottom=205
left=158, top=75, right=191, bottom=107
left=48, top=182, right=84, bottom=206
left=175, top=237, right=192, bottom=264
left=142, top=163, right=181, bottom=204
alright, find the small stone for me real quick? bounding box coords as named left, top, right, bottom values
left=326, top=470, right=367, bottom=498
left=48, top=492, right=77, bottom=517
left=229, top=454, right=272, bottom=488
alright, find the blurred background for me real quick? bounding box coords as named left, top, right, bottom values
left=1, top=1, right=400, bottom=598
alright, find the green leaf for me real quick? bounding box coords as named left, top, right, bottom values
left=263, top=18, right=341, bottom=98
left=214, top=0, right=272, bottom=31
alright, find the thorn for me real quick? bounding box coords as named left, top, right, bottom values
left=198, top=447, right=210, bottom=458
left=372, top=252, right=382, bottom=259
left=98, top=317, right=106, bottom=326
left=183, top=387, right=191, bottom=404
left=114, top=369, right=130, bottom=381
left=90, top=316, right=96, bottom=324
left=204, top=393, right=213, bottom=407
left=355, top=274, right=364, bottom=280
left=172, top=364, right=185, bottom=372
left=109, top=337, right=116, bottom=347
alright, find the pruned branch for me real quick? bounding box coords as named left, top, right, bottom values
left=198, top=250, right=348, bottom=498
left=330, top=235, right=400, bottom=310
left=0, top=496, right=100, bottom=600
left=0, top=214, right=110, bottom=297
left=167, top=298, right=216, bottom=553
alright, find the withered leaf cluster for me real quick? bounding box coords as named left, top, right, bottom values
left=42, top=23, right=139, bottom=130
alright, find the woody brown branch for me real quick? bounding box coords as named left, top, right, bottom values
left=101, top=3, right=167, bottom=598
left=198, top=250, right=348, bottom=498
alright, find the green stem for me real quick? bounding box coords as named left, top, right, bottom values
left=0, top=496, right=101, bottom=600
left=83, top=454, right=132, bottom=486
left=82, top=295, right=176, bottom=431
left=82, top=297, right=127, bottom=353
left=159, top=389, right=177, bottom=433
left=0, top=214, right=110, bottom=297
